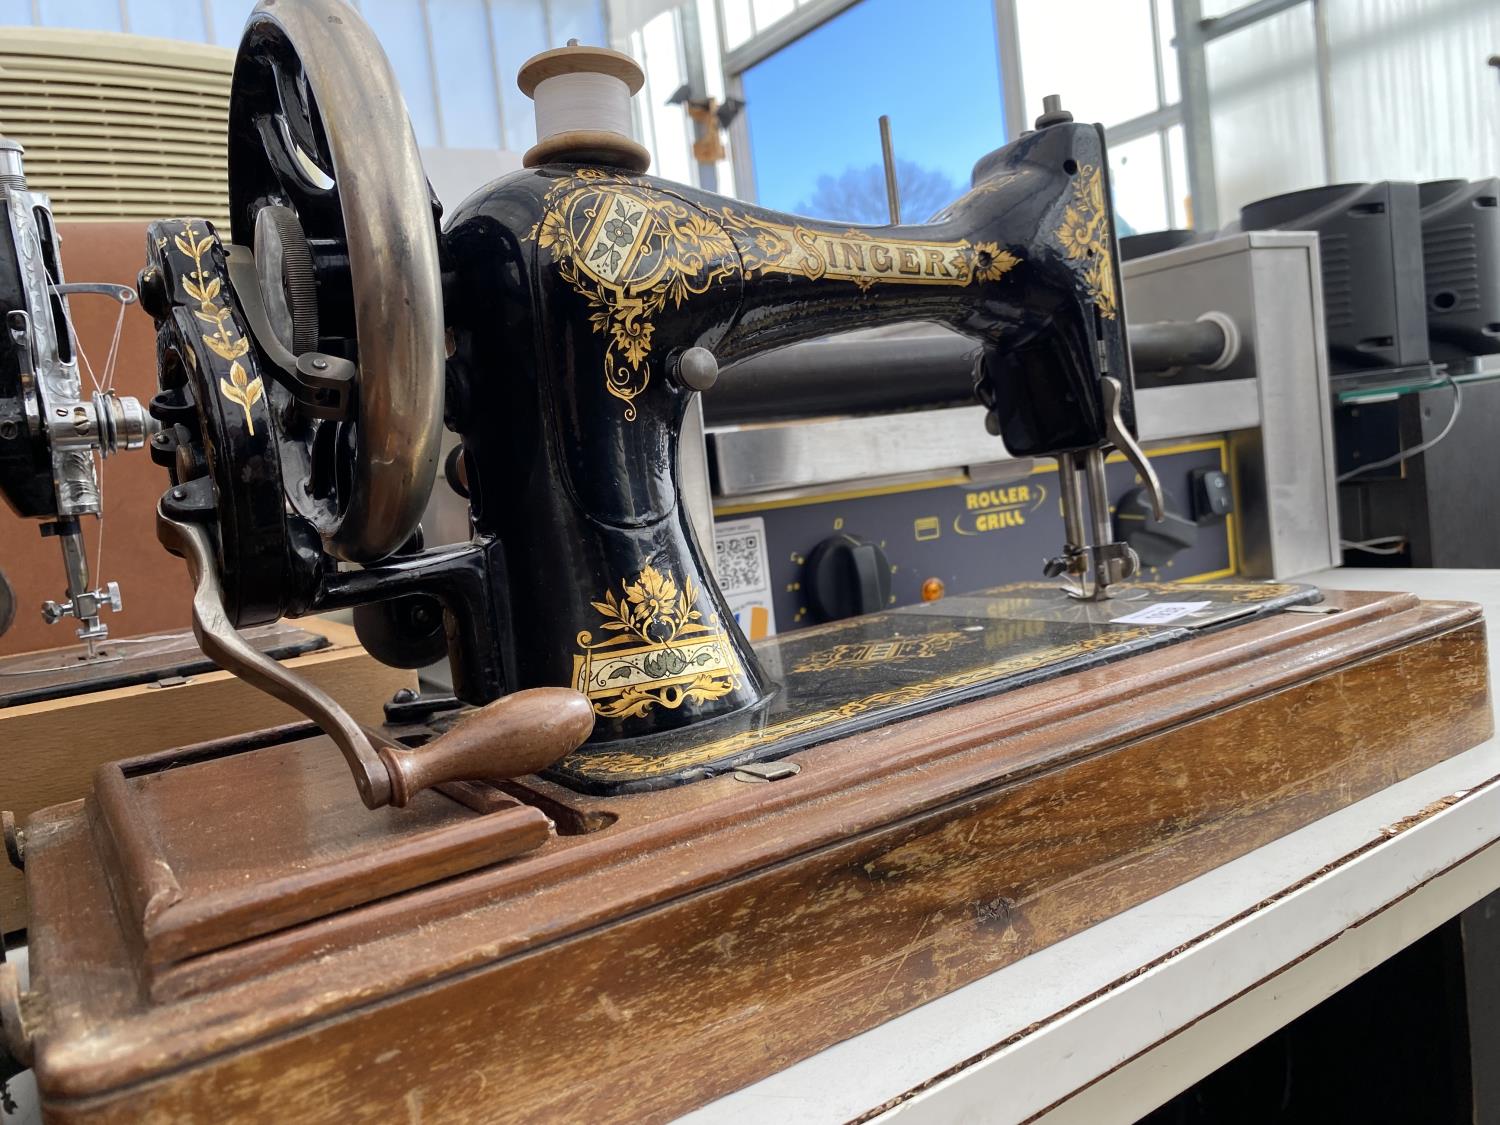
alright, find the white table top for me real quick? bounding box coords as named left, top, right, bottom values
left=687, top=569, right=1500, bottom=1124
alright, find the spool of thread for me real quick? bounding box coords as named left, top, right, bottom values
left=517, top=42, right=651, bottom=172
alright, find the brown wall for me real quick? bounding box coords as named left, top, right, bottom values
left=1, top=221, right=192, bottom=655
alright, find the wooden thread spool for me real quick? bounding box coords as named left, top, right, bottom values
left=517, top=41, right=651, bottom=173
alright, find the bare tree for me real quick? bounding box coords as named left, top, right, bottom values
left=794, top=159, right=962, bottom=224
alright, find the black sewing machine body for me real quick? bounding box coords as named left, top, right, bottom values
left=443, top=120, right=1131, bottom=743
left=144, top=112, right=1139, bottom=770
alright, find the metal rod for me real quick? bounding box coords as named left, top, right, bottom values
left=706, top=319, right=1228, bottom=427
left=679, top=1, right=719, bottom=193
left=1129, top=318, right=1230, bottom=371
left=1058, top=453, right=1087, bottom=557
left=992, top=0, right=1028, bottom=143
left=879, top=115, right=901, bottom=225
left=1198, top=0, right=1305, bottom=42
left=1312, top=0, right=1337, bottom=183
left=1173, top=0, right=1221, bottom=231
left=1084, top=447, right=1114, bottom=595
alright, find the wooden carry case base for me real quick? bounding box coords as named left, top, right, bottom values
left=0, top=617, right=415, bottom=934
left=13, top=589, right=1493, bottom=1124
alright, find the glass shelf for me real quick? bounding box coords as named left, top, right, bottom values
left=1331, top=356, right=1500, bottom=405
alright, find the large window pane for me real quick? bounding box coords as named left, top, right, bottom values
left=1016, top=0, right=1159, bottom=128
left=1205, top=5, right=1323, bottom=222
left=1166, top=122, right=1189, bottom=227
left=639, top=8, right=693, bottom=186
left=362, top=0, right=442, bottom=146
left=1110, top=132, right=1170, bottom=235
left=550, top=0, right=607, bottom=47
left=740, top=0, right=1003, bottom=221
left=430, top=0, right=503, bottom=149
left=720, top=0, right=754, bottom=49
left=127, top=0, right=207, bottom=40
left=38, top=0, right=122, bottom=31
left=209, top=0, right=254, bottom=47
left=0, top=1, right=31, bottom=25
left=490, top=0, right=548, bottom=154
left=750, top=0, right=794, bottom=33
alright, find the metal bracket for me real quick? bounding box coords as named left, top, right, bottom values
left=224, top=244, right=353, bottom=420
left=52, top=282, right=136, bottom=305
left=733, top=760, right=802, bottom=783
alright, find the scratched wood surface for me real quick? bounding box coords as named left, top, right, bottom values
left=19, top=592, right=1492, bottom=1123
left=0, top=618, right=414, bottom=933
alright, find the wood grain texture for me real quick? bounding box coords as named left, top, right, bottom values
left=89, top=740, right=552, bottom=970
left=0, top=618, right=415, bottom=933
left=16, top=592, right=1492, bottom=1124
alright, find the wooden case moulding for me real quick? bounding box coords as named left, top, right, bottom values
left=10, top=589, right=1493, bottom=1123
left=0, top=617, right=415, bottom=932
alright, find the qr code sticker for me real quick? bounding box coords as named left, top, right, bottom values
left=716, top=531, right=766, bottom=595
left=714, top=517, right=769, bottom=596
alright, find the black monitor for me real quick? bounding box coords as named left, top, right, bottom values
left=1420, top=178, right=1500, bottom=363
left=1242, top=182, right=1428, bottom=374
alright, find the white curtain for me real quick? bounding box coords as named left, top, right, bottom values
left=1206, top=5, right=1325, bottom=221
left=1325, top=0, right=1500, bottom=185
left=1206, top=0, right=1500, bottom=223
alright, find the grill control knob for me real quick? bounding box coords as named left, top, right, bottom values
left=805, top=533, right=892, bottom=622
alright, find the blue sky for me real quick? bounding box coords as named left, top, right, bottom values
left=741, top=0, right=1006, bottom=215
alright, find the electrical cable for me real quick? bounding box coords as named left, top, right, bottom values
left=1340, top=536, right=1408, bottom=556
left=1337, top=376, right=1462, bottom=483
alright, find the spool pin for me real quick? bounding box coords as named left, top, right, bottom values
left=518, top=41, right=651, bottom=172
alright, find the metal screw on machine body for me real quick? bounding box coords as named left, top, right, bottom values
left=671, top=347, right=719, bottom=392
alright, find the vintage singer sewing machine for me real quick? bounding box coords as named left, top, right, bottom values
left=0, top=3, right=1489, bottom=1121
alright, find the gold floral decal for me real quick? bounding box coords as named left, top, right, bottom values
left=173, top=222, right=263, bottom=434
left=590, top=563, right=704, bottom=644
left=573, top=564, right=741, bottom=720
left=1054, top=163, right=1118, bottom=319
left=532, top=171, right=738, bottom=420
left=532, top=170, right=1023, bottom=418
left=792, top=629, right=978, bottom=674
left=565, top=625, right=1156, bottom=780
left=973, top=242, right=1021, bottom=282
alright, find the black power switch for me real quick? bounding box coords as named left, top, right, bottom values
left=1116, top=487, right=1198, bottom=568
left=1191, top=468, right=1234, bottom=521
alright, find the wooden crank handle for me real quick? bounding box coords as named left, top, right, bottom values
left=375, top=688, right=595, bottom=808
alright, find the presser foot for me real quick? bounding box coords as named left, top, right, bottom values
left=1048, top=378, right=1160, bottom=602
left=1054, top=542, right=1142, bottom=601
